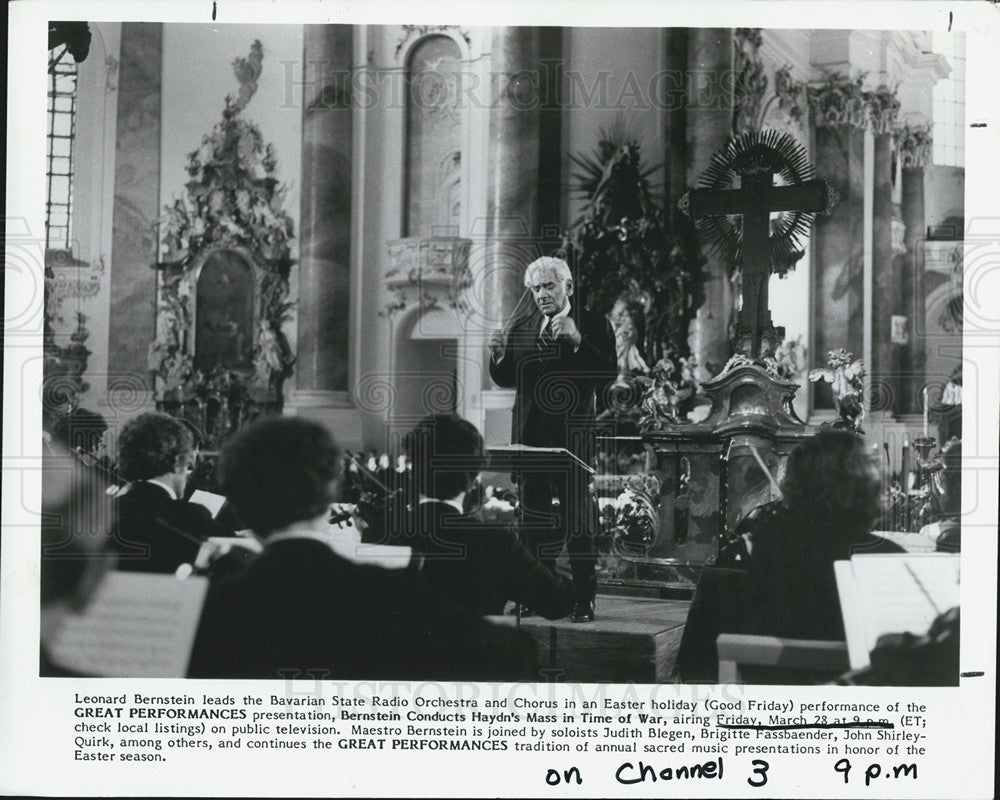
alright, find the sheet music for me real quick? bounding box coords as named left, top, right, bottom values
left=188, top=489, right=228, bottom=518
left=46, top=572, right=208, bottom=678
left=836, top=555, right=961, bottom=669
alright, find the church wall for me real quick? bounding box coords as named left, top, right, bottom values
left=561, top=28, right=668, bottom=232
left=924, top=165, right=965, bottom=232
left=57, top=23, right=120, bottom=417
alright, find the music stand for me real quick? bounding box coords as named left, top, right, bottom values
left=486, top=445, right=595, bottom=626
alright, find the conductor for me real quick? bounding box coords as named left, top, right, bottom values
left=488, top=256, right=616, bottom=621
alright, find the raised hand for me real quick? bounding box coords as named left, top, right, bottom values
left=488, top=329, right=506, bottom=358
left=549, top=316, right=582, bottom=347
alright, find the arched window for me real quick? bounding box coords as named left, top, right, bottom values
left=404, top=35, right=462, bottom=236
left=46, top=58, right=79, bottom=252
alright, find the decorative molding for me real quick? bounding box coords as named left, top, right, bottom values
left=776, top=69, right=901, bottom=133
left=733, top=28, right=768, bottom=136
left=383, top=236, right=472, bottom=317
left=866, top=83, right=901, bottom=135
left=773, top=65, right=809, bottom=128
left=104, top=54, right=118, bottom=92
left=885, top=32, right=952, bottom=87
left=230, top=39, right=263, bottom=115
left=47, top=261, right=104, bottom=299
left=810, top=73, right=873, bottom=130
left=287, top=389, right=356, bottom=409
left=394, top=25, right=471, bottom=61
left=895, top=122, right=933, bottom=169
left=43, top=258, right=103, bottom=411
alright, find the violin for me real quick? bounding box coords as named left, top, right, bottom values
left=335, top=454, right=413, bottom=544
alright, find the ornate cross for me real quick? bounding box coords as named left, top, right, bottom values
left=680, top=131, right=835, bottom=360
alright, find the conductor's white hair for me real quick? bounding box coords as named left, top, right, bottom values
left=523, top=256, right=572, bottom=287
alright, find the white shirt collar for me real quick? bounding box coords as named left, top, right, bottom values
left=146, top=478, right=178, bottom=500
left=540, top=300, right=571, bottom=334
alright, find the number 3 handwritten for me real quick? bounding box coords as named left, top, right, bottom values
left=747, top=759, right=770, bottom=787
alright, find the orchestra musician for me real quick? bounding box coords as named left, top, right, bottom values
left=187, top=417, right=538, bottom=680
left=111, top=412, right=231, bottom=574
left=488, top=256, right=617, bottom=621
left=394, top=413, right=575, bottom=619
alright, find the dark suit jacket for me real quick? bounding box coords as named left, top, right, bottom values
left=113, top=482, right=230, bottom=574
left=401, top=501, right=574, bottom=618
left=187, top=537, right=538, bottom=681
left=489, top=305, right=616, bottom=452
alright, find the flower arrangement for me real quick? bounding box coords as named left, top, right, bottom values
left=599, top=475, right=660, bottom=552
left=809, top=348, right=866, bottom=431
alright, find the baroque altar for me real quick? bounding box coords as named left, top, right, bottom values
left=596, top=130, right=835, bottom=590
left=148, top=41, right=296, bottom=449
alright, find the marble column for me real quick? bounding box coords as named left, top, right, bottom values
left=108, top=23, right=162, bottom=382
left=663, top=28, right=689, bottom=229
left=685, top=28, right=734, bottom=380
left=870, top=131, right=900, bottom=414
left=900, top=165, right=927, bottom=414
left=811, top=122, right=866, bottom=411
left=296, top=25, right=353, bottom=392
left=536, top=27, right=563, bottom=242
left=482, top=27, right=540, bottom=344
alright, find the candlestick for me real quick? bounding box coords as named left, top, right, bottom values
left=901, top=437, right=910, bottom=491
left=900, top=437, right=911, bottom=529
left=923, top=386, right=930, bottom=438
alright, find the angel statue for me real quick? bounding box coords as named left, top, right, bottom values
left=607, top=296, right=649, bottom=385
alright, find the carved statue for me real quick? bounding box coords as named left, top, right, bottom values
left=607, top=295, right=649, bottom=384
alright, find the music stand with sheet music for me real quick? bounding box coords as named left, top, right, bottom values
left=486, top=445, right=596, bottom=626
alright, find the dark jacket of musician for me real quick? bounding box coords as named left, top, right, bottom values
left=489, top=300, right=616, bottom=453
left=113, top=482, right=229, bottom=574
left=407, top=499, right=575, bottom=619
left=187, top=535, right=537, bottom=681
